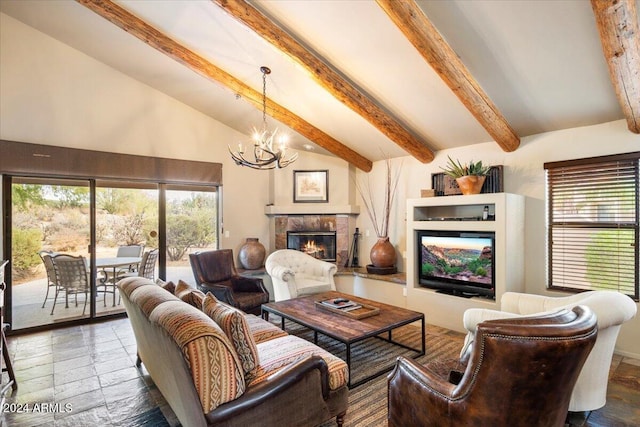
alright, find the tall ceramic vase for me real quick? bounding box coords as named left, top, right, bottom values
left=239, top=238, right=266, bottom=270
left=370, top=236, right=396, bottom=268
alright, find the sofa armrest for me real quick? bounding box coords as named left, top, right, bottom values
left=268, top=265, right=295, bottom=282
left=198, top=282, right=238, bottom=306
left=205, top=355, right=331, bottom=424
left=232, top=276, right=268, bottom=294
left=502, top=291, right=637, bottom=329
left=301, top=259, right=337, bottom=280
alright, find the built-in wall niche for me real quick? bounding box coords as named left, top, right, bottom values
left=412, top=203, right=495, bottom=222
left=406, top=193, right=525, bottom=333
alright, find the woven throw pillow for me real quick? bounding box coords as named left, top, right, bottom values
left=175, top=280, right=205, bottom=309
left=155, top=278, right=176, bottom=294
left=202, top=293, right=259, bottom=377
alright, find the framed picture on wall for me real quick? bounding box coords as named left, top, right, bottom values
left=293, top=170, right=328, bottom=203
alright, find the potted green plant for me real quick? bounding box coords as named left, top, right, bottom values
left=441, top=156, right=491, bottom=195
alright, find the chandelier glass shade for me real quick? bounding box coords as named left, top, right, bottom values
left=229, top=66, right=298, bottom=170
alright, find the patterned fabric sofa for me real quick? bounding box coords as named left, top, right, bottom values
left=118, top=277, right=349, bottom=427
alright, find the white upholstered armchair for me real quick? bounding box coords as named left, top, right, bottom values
left=265, top=249, right=337, bottom=301
left=461, top=291, right=637, bottom=412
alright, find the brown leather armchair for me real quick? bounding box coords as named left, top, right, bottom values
left=189, top=249, right=269, bottom=315
left=388, top=306, right=598, bottom=427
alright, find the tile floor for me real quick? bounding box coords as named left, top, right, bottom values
left=1, top=317, right=639, bottom=426
left=1, top=318, right=179, bottom=427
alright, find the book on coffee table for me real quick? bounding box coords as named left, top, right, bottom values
left=320, top=298, right=357, bottom=309
left=315, top=299, right=380, bottom=319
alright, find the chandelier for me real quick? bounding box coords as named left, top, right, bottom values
left=229, top=66, right=298, bottom=170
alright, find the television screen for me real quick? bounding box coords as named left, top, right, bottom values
left=418, top=231, right=495, bottom=298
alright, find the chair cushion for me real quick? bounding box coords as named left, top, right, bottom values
left=202, top=294, right=260, bottom=378
left=150, top=300, right=245, bottom=412
left=175, top=280, right=206, bottom=309
left=250, top=335, right=348, bottom=391
left=244, top=314, right=288, bottom=344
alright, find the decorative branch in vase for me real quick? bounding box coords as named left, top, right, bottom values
left=440, top=156, right=491, bottom=195
left=355, top=158, right=402, bottom=274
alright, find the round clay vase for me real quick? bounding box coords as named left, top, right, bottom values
left=239, top=238, right=266, bottom=270
left=370, top=236, right=396, bottom=268
left=455, top=175, right=486, bottom=195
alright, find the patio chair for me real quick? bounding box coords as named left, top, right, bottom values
left=38, top=250, right=61, bottom=308
left=115, top=245, right=144, bottom=275
left=50, top=254, right=89, bottom=315
left=128, top=249, right=159, bottom=280
left=106, top=249, right=159, bottom=306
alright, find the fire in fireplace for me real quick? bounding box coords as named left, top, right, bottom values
left=287, top=231, right=337, bottom=262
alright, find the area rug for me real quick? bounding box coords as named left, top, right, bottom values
left=277, top=318, right=465, bottom=427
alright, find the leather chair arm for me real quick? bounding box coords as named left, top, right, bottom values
left=197, top=283, right=238, bottom=306
left=231, top=276, right=268, bottom=294
left=268, top=265, right=295, bottom=282
left=205, top=355, right=330, bottom=424
left=388, top=356, right=457, bottom=426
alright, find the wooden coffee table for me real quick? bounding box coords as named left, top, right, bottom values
left=261, top=291, right=425, bottom=388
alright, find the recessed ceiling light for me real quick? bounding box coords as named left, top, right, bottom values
left=303, top=144, right=314, bottom=151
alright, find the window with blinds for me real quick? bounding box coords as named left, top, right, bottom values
left=544, top=152, right=639, bottom=300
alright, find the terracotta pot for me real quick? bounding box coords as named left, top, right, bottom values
left=370, top=236, right=396, bottom=268
left=239, top=238, right=266, bottom=270
left=455, top=175, right=486, bottom=195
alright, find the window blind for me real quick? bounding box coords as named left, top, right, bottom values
left=545, top=152, right=639, bottom=300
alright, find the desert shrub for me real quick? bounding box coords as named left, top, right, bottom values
left=12, top=228, right=43, bottom=278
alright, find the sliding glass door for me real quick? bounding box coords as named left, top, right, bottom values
left=94, top=182, right=159, bottom=317
left=5, top=176, right=218, bottom=331
left=10, top=177, right=91, bottom=329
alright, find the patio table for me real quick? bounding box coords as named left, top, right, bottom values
left=95, top=257, right=141, bottom=306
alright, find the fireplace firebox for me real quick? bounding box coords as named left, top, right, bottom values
left=287, top=231, right=337, bottom=262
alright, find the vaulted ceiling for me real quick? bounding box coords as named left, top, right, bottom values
left=2, top=0, right=638, bottom=171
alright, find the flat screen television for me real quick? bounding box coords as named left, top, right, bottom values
left=417, top=230, right=495, bottom=299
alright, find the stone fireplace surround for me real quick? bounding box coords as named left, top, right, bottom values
left=274, top=214, right=350, bottom=266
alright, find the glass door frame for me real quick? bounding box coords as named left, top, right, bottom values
left=3, top=175, right=100, bottom=331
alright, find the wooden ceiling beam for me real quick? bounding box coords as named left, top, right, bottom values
left=376, top=0, right=520, bottom=152
left=212, top=0, right=435, bottom=163
left=591, top=0, right=640, bottom=134
left=76, top=0, right=373, bottom=172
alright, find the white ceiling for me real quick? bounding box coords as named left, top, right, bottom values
left=0, top=0, right=633, bottom=163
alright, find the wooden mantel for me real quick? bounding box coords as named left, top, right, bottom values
left=264, top=205, right=360, bottom=216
